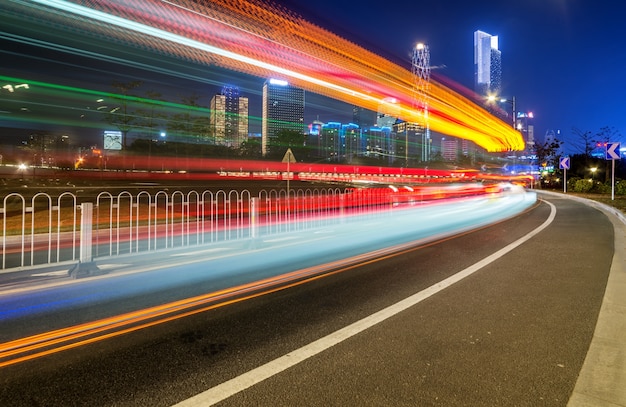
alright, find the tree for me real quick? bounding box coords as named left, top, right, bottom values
left=571, top=127, right=596, bottom=157
left=167, top=94, right=211, bottom=148
left=595, top=126, right=621, bottom=146
left=135, top=91, right=167, bottom=142
left=267, top=129, right=306, bottom=160
left=534, top=137, right=563, bottom=169
left=238, top=138, right=261, bottom=158
left=105, top=81, right=143, bottom=150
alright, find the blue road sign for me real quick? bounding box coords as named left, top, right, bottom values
left=606, top=142, right=621, bottom=160
left=559, top=157, right=570, bottom=170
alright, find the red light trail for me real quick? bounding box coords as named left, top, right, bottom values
left=24, top=0, right=524, bottom=152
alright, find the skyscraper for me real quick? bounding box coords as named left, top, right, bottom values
left=210, top=85, right=248, bottom=148
left=474, top=30, right=502, bottom=97
left=261, top=78, right=305, bottom=156
left=515, top=112, right=535, bottom=152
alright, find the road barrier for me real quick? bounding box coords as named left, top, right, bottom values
left=1, top=187, right=391, bottom=274
left=1, top=184, right=501, bottom=275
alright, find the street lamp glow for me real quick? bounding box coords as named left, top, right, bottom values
left=416, top=43, right=425, bottom=50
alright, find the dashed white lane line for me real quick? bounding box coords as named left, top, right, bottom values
left=173, top=201, right=557, bottom=407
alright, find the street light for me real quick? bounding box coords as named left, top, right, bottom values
left=487, top=95, right=516, bottom=128
left=590, top=167, right=597, bottom=181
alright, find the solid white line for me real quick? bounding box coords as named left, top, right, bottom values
left=173, top=200, right=557, bottom=407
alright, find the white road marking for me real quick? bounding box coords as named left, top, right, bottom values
left=173, top=200, right=557, bottom=407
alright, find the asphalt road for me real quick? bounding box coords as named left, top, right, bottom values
left=0, top=192, right=617, bottom=406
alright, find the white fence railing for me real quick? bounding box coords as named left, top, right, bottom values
left=1, top=187, right=398, bottom=273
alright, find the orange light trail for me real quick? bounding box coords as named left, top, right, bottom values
left=26, top=0, right=524, bottom=152
left=0, top=239, right=432, bottom=367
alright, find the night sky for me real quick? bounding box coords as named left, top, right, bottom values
left=278, top=0, right=626, bottom=153
left=2, top=0, right=625, bottom=154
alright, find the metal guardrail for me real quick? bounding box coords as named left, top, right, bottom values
left=1, top=187, right=395, bottom=273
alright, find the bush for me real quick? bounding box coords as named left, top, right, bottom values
left=615, top=180, right=626, bottom=195
left=593, top=182, right=611, bottom=194
left=571, top=178, right=593, bottom=193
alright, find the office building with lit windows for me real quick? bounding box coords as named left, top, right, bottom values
left=474, top=30, right=502, bottom=97
left=210, top=85, right=248, bottom=148
left=261, top=78, right=305, bottom=156
left=515, top=112, right=535, bottom=152
left=393, top=120, right=426, bottom=164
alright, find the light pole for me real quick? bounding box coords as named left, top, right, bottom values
left=487, top=95, right=516, bottom=128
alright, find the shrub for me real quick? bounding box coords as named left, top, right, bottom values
left=615, top=180, right=626, bottom=195
left=571, top=178, right=593, bottom=193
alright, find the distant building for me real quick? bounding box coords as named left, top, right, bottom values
left=516, top=112, right=535, bottom=153
left=393, top=120, right=426, bottom=164
left=210, top=85, right=249, bottom=148
left=362, top=126, right=392, bottom=162
left=319, top=122, right=341, bottom=161
left=377, top=97, right=400, bottom=129
left=474, top=30, right=502, bottom=97
left=343, top=123, right=361, bottom=163
left=352, top=106, right=377, bottom=129
left=441, top=137, right=459, bottom=161
left=261, top=78, right=305, bottom=156
left=543, top=129, right=559, bottom=146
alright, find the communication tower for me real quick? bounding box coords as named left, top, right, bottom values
left=412, top=43, right=431, bottom=162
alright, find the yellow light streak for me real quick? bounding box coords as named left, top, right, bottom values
left=28, top=0, right=524, bottom=151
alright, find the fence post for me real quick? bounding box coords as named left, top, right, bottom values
left=250, top=197, right=258, bottom=246
left=339, top=194, right=345, bottom=223
left=69, top=202, right=100, bottom=278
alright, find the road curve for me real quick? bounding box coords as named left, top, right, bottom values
left=0, top=191, right=623, bottom=406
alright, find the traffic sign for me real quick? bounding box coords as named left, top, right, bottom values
left=559, top=157, right=570, bottom=170
left=606, top=142, right=621, bottom=160
left=282, top=148, right=297, bottom=163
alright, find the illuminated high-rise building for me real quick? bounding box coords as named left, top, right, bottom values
left=319, top=121, right=341, bottom=161
left=261, top=78, right=305, bottom=156
left=474, top=30, right=502, bottom=97
left=393, top=120, right=425, bottom=164
left=210, top=85, right=248, bottom=148
left=515, top=112, right=535, bottom=152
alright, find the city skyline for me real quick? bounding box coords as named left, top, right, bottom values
left=3, top=0, right=625, bottom=157
left=278, top=0, right=626, bottom=153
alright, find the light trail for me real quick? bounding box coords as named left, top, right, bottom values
left=0, top=262, right=355, bottom=368
left=175, top=199, right=557, bottom=406
left=0, top=190, right=536, bottom=367
left=0, top=201, right=514, bottom=367
left=9, top=0, right=524, bottom=151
